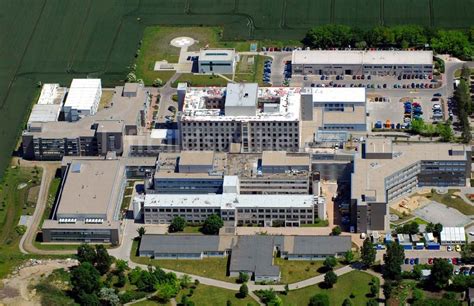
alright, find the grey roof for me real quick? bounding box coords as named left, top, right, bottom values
left=229, top=236, right=280, bottom=277
left=139, top=235, right=221, bottom=254
left=289, top=236, right=351, bottom=255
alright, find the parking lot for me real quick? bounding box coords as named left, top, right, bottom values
left=367, top=90, right=443, bottom=129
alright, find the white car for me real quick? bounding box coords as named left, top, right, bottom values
left=447, top=245, right=453, bottom=251
left=432, top=104, right=441, bottom=110
left=469, top=232, right=474, bottom=236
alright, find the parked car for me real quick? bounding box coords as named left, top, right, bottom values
left=404, top=258, right=409, bottom=264
left=432, top=104, right=441, bottom=110
left=447, top=246, right=453, bottom=251
left=455, top=245, right=461, bottom=252
left=428, top=258, right=433, bottom=265
left=409, top=258, right=415, bottom=265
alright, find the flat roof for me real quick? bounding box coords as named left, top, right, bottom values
left=28, top=104, right=62, bottom=124
left=292, top=50, right=433, bottom=65
left=181, top=86, right=301, bottom=122
left=352, top=140, right=470, bottom=204
left=37, top=84, right=67, bottom=105
left=261, top=151, right=310, bottom=167
left=24, top=84, right=148, bottom=138
left=226, top=83, right=258, bottom=108
left=180, top=151, right=214, bottom=166
left=199, top=49, right=235, bottom=62
left=310, top=87, right=366, bottom=103
left=64, top=79, right=101, bottom=110
left=144, top=193, right=314, bottom=209
left=96, top=120, right=124, bottom=133
left=56, top=159, right=123, bottom=218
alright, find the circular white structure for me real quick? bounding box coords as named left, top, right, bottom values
left=170, top=37, right=195, bottom=48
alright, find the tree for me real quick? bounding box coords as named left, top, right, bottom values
left=430, top=258, right=453, bottom=289
left=461, top=242, right=474, bottom=264
left=202, top=214, right=224, bottom=235
left=370, top=283, right=378, bottom=297
left=344, top=250, right=354, bottom=264
left=303, top=24, right=353, bottom=49
left=126, top=72, right=137, bottom=83
left=238, top=272, right=249, bottom=283
left=324, top=270, right=338, bottom=288
left=383, top=242, right=405, bottom=280
left=366, top=299, right=378, bottom=306
left=78, top=292, right=100, bottom=306
left=412, top=288, right=424, bottom=303
left=436, top=123, right=454, bottom=142
left=239, top=284, right=249, bottom=298
left=434, top=223, right=443, bottom=237
left=77, top=244, right=96, bottom=264
left=71, top=262, right=101, bottom=295
left=155, top=282, right=179, bottom=303
left=169, top=216, right=186, bottom=233
left=342, top=298, right=353, bottom=306
left=137, top=226, right=146, bottom=237
left=153, top=78, right=163, bottom=87
left=461, top=64, right=472, bottom=81
left=180, top=274, right=192, bottom=289
left=361, top=238, right=376, bottom=267
left=323, top=256, right=337, bottom=270
left=331, top=226, right=342, bottom=236
left=115, top=259, right=129, bottom=273
left=284, top=284, right=289, bottom=295
left=95, top=244, right=112, bottom=275
left=431, top=30, right=473, bottom=59
left=410, top=118, right=426, bottom=135
left=309, top=293, right=330, bottom=306
left=382, top=281, right=394, bottom=300
left=99, top=287, right=120, bottom=306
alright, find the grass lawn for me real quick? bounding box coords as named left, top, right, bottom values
left=39, top=176, right=61, bottom=228
left=301, top=219, right=330, bottom=227
left=279, top=270, right=377, bottom=306
left=0, top=165, right=42, bottom=278
left=130, top=239, right=232, bottom=282
left=454, top=68, right=474, bottom=78
left=176, top=284, right=257, bottom=306
left=131, top=300, right=169, bottom=306
left=425, top=189, right=474, bottom=215
left=136, top=26, right=252, bottom=85
left=275, top=258, right=340, bottom=284
left=413, top=217, right=428, bottom=225
left=98, top=90, right=114, bottom=110
left=172, top=73, right=229, bottom=87
left=180, top=226, right=203, bottom=234
left=233, top=55, right=272, bottom=86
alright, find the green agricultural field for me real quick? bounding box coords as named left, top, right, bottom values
left=0, top=0, right=471, bottom=180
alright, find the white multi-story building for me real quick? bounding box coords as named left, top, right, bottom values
left=179, top=83, right=301, bottom=153
left=63, top=79, right=102, bottom=121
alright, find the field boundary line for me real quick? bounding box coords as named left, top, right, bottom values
left=66, top=0, right=94, bottom=73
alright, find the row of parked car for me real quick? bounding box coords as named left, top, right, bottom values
left=263, top=59, right=272, bottom=84
left=393, top=82, right=439, bottom=89
left=398, top=74, right=432, bottom=80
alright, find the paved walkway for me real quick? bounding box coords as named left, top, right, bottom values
left=17, top=160, right=74, bottom=255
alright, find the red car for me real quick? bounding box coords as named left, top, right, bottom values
left=412, top=102, right=421, bottom=108
left=428, top=258, right=433, bottom=265
left=452, top=258, right=458, bottom=265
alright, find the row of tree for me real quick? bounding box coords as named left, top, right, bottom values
left=303, top=25, right=474, bottom=59
left=455, top=65, right=473, bottom=143
left=169, top=214, right=224, bottom=235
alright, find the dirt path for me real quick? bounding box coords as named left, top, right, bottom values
left=0, top=259, right=77, bottom=306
